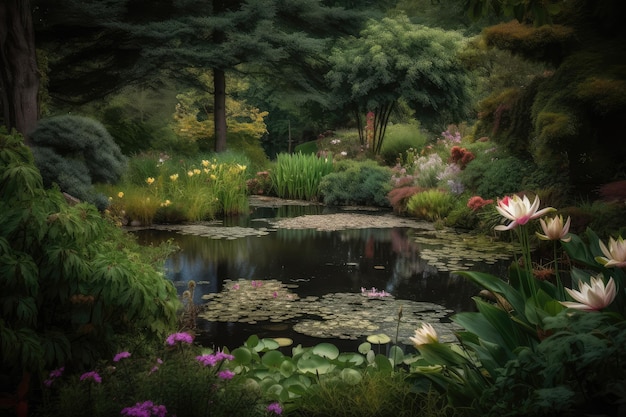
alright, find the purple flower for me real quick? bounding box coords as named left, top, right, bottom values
left=114, top=351, right=132, bottom=362
left=266, top=402, right=282, bottom=415
left=165, top=332, right=193, bottom=346
left=80, top=371, right=102, bottom=384
left=196, top=351, right=234, bottom=367
left=218, top=370, right=235, bottom=380
left=121, top=401, right=167, bottom=417
left=49, top=367, right=65, bottom=378
left=196, top=354, right=218, bottom=367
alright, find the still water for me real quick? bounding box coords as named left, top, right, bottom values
left=133, top=203, right=511, bottom=351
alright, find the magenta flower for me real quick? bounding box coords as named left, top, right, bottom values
left=50, top=367, right=65, bottom=378
left=165, top=332, right=193, bottom=346
left=113, top=351, right=132, bottom=362
left=80, top=371, right=102, bottom=384
left=266, top=402, right=282, bottom=415
left=196, top=351, right=234, bottom=367
left=218, top=370, right=235, bottom=380
left=44, top=366, right=65, bottom=387
left=121, top=401, right=168, bottom=417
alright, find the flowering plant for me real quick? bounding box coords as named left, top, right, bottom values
left=406, top=194, right=625, bottom=415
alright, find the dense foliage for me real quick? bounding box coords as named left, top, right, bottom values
left=0, top=129, right=179, bottom=380
left=29, top=115, right=127, bottom=209
left=319, top=160, right=392, bottom=207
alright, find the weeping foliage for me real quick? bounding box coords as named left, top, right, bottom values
left=0, top=128, right=179, bottom=375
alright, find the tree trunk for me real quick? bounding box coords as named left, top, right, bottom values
left=0, top=0, right=39, bottom=143
left=213, top=68, right=227, bottom=153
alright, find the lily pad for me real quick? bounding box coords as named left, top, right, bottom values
left=367, top=334, right=391, bottom=344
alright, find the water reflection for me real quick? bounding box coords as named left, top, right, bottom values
left=133, top=210, right=511, bottom=350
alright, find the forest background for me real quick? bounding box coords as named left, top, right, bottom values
left=1, top=0, right=625, bottom=205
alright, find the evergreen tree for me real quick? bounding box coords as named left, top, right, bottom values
left=3, top=0, right=369, bottom=152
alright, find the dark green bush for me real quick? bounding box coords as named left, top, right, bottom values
left=319, top=160, right=392, bottom=207
left=379, top=123, right=428, bottom=166
left=459, top=154, right=532, bottom=198
left=0, top=129, right=179, bottom=379
left=30, top=115, right=127, bottom=209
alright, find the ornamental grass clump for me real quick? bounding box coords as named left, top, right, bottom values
left=270, top=152, right=334, bottom=201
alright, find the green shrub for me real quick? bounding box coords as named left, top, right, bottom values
left=0, top=129, right=179, bottom=378
left=319, top=160, right=392, bottom=207
left=30, top=115, right=127, bottom=209
left=380, top=122, right=428, bottom=166
left=459, top=154, right=532, bottom=199
left=406, top=189, right=457, bottom=221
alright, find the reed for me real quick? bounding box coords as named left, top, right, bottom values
left=270, top=152, right=334, bottom=201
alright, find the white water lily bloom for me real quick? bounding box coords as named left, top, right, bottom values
left=536, top=215, right=571, bottom=242
left=409, top=323, right=439, bottom=347
left=560, top=275, right=617, bottom=311
left=596, top=236, right=626, bottom=268
left=494, top=195, right=556, bottom=231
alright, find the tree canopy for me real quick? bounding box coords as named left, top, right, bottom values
left=326, top=13, right=473, bottom=154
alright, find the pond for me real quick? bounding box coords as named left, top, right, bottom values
left=132, top=196, right=518, bottom=352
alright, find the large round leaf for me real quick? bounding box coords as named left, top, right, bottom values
left=312, top=342, right=339, bottom=359
left=297, top=355, right=333, bottom=374
left=261, top=350, right=285, bottom=368
left=231, top=347, right=252, bottom=365
left=367, top=333, right=390, bottom=344
left=337, top=352, right=364, bottom=366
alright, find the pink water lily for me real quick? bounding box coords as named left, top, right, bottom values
left=494, top=194, right=555, bottom=231
left=560, top=275, right=616, bottom=311
left=409, top=323, right=438, bottom=347
left=596, top=236, right=626, bottom=268
left=536, top=215, right=571, bottom=242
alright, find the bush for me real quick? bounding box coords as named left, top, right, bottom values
left=30, top=115, right=127, bottom=209
left=0, top=129, right=179, bottom=380
left=459, top=154, right=532, bottom=199
left=380, top=122, right=429, bottom=166
left=319, top=160, right=392, bottom=207
left=406, top=189, right=457, bottom=222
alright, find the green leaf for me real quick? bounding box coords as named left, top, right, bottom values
left=373, top=353, right=393, bottom=372
left=261, top=350, right=284, bottom=368
left=297, top=354, right=333, bottom=375
left=312, top=342, right=339, bottom=360
left=340, top=368, right=362, bottom=385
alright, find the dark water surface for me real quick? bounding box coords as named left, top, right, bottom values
left=133, top=204, right=509, bottom=351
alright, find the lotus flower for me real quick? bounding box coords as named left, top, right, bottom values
left=494, top=194, right=555, bottom=231
left=560, top=275, right=616, bottom=311
left=536, top=215, right=571, bottom=242
left=596, top=236, right=626, bottom=268
left=409, top=323, right=438, bottom=347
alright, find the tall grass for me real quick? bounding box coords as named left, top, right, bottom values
left=99, top=153, right=250, bottom=224
left=270, top=152, right=334, bottom=201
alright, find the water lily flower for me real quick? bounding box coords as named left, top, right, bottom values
left=495, top=194, right=555, bottom=231
left=560, top=275, right=616, bottom=311
left=596, top=236, right=626, bottom=268
left=409, top=323, right=438, bottom=347
left=536, top=215, right=571, bottom=242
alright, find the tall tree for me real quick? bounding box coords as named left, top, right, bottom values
left=23, top=0, right=366, bottom=152
left=326, top=13, right=473, bottom=154
left=0, top=0, right=39, bottom=142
